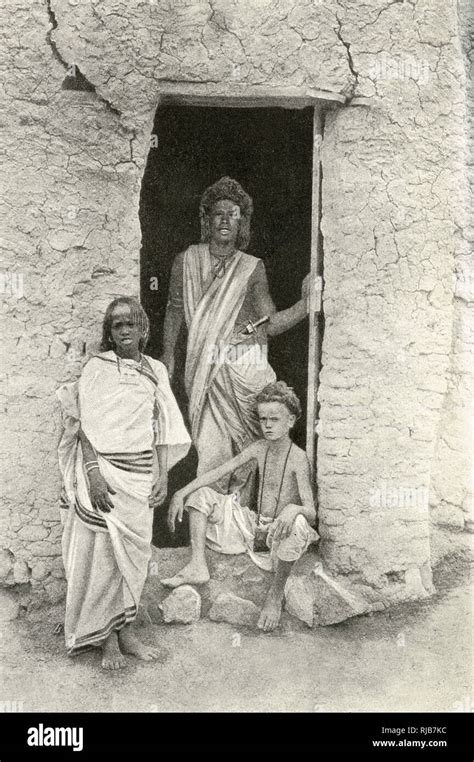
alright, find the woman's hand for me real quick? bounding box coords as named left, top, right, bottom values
left=87, top=469, right=116, bottom=513
left=150, top=474, right=168, bottom=509
left=167, top=493, right=185, bottom=533
left=271, top=504, right=300, bottom=542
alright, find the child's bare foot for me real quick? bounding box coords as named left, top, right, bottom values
left=101, top=631, right=126, bottom=670
left=161, top=561, right=210, bottom=588
left=118, top=626, right=162, bottom=661
left=257, top=590, right=283, bottom=632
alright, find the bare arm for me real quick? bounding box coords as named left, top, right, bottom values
left=251, top=261, right=308, bottom=337
left=167, top=441, right=261, bottom=531
left=179, top=441, right=261, bottom=503
left=161, top=252, right=185, bottom=377
left=78, top=427, right=96, bottom=464
left=294, top=455, right=317, bottom=526
left=156, top=444, right=168, bottom=475
left=272, top=453, right=316, bottom=541
left=267, top=300, right=308, bottom=336
left=78, top=428, right=116, bottom=513
left=150, top=444, right=169, bottom=508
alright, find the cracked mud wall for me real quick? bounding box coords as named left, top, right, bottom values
left=1, top=0, right=470, bottom=607
left=428, top=0, right=473, bottom=531
left=317, top=0, right=472, bottom=600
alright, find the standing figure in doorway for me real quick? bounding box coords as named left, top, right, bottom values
left=162, top=176, right=310, bottom=476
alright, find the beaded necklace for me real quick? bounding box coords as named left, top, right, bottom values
left=115, top=352, right=143, bottom=374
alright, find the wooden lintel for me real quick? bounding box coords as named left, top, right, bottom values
left=159, top=87, right=345, bottom=110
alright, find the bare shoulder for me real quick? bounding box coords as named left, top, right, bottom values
left=248, top=258, right=267, bottom=284
left=290, top=444, right=311, bottom=471
left=245, top=438, right=266, bottom=464
left=247, top=438, right=266, bottom=456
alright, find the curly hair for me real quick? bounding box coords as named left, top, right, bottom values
left=199, top=176, right=253, bottom=251
left=255, top=381, right=302, bottom=420
left=100, top=297, right=150, bottom=353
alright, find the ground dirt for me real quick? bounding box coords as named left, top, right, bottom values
left=2, top=539, right=472, bottom=713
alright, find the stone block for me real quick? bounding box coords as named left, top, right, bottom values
left=13, top=559, right=30, bottom=584
left=241, top=567, right=266, bottom=585
left=18, top=525, right=49, bottom=542
left=311, top=563, right=369, bottom=626
left=405, top=567, right=430, bottom=599
left=159, top=585, right=201, bottom=624
left=0, top=549, right=14, bottom=584
left=209, top=592, right=260, bottom=627
left=31, top=561, right=48, bottom=580
left=38, top=505, right=61, bottom=522
left=285, top=563, right=370, bottom=627
left=27, top=541, right=61, bottom=557
left=284, top=576, right=314, bottom=627
left=0, top=589, right=20, bottom=621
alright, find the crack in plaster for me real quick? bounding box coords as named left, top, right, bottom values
left=335, top=14, right=359, bottom=97
left=45, top=0, right=122, bottom=119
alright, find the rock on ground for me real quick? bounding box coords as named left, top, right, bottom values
left=142, top=547, right=374, bottom=627
left=285, top=562, right=370, bottom=627
left=209, top=592, right=260, bottom=627
left=284, top=576, right=315, bottom=627
left=141, top=546, right=275, bottom=621
left=159, top=585, right=201, bottom=624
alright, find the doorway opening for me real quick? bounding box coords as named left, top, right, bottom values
left=140, top=105, right=314, bottom=546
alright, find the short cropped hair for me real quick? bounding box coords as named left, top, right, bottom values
left=255, top=381, right=302, bottom=420
left=100, top=297, right=150, bottom=352
left=200, top=176, right=253, bottom=251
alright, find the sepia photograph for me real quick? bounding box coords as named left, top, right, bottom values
left=1, top=0, right=472, bottom=752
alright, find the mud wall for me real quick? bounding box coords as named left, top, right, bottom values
left=1, top=0, right=470, bottom=607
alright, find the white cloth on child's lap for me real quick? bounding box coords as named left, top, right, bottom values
left=186, top=486, right=319, bottom=572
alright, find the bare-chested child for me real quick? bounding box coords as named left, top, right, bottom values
left=162, top=381, right=319, bottom=631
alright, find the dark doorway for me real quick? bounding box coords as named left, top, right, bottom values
left=140, top=105, right=313, bottom=547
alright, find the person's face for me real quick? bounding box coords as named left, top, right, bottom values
left=209, top=199, right=241, bottom=247
left=109, top=304, right=143, bottom=357
left=258, top=402, right=296, bottom=441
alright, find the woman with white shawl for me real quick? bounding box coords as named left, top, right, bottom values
left=57, top=297, right=190, bottom=669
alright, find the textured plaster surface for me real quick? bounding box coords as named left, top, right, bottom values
left=429, top=0, right=473, bottom=529
left=1, top=0, right=471, bottom=607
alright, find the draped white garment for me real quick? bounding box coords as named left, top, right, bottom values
left=183, top=244, right=276, bottom=472
left=56, top=352, right=190, bottom=654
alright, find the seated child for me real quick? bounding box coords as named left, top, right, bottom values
left=162, top=381, right=319, bottom=631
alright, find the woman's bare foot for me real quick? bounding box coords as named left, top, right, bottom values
left=101, top=631, right=126, bottom=670
left=161, top=561, right=210, bottom=588
left=118, top=626, right=162, bottom=661
left=257, top=589, right=283, bottom=632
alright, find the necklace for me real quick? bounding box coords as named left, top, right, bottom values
left=257, top=442, right=293, bottom=524
left=116, top=352, right=143, bottom=374
left=210, top=250, right=236, bottom=278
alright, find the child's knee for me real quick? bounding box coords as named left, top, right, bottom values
left=273, top=515, right=311, bottom=562
left=292, top=514, right=310, bottom=537
left=186, top=486, right=222, bottom=519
